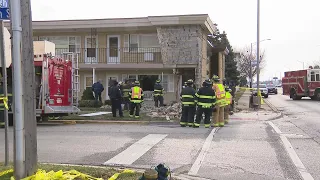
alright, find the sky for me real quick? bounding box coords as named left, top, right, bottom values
left=31, top=0, right=320, bottom=81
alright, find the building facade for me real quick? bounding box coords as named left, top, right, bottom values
left=4, top=14, right=218, bottom=103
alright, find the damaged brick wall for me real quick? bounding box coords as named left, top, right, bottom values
left=156, top=25, right=208, bottom=87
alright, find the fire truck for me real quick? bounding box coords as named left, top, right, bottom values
left=6, top=41, right=81, bottom=122
left=282, top=67, right=320, bottom=100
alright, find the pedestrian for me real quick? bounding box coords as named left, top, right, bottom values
left=211, top=75, right=226, bottom=127
left=92, top=79, right=104, bottom=106
left=153, top=79, right=164, bottom=107
left=108, top=81, right=123, bottom=118
left=129, top=80, right=144, bottom=118
left=180, top=79, right=196, bottom=127
left=224, top=86, right=233, bottom=124
left=194, top=79, right=216, bottom=128
left=121, top=79, right=131, bottom=111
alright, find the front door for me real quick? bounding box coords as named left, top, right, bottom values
left=85, top=36, right=98, bottom=64
left=106, top=75, right=118, bottom=100
left=107, top=35, right=120, bottom=64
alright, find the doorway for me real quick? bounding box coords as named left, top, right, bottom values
left=106, top=75, right=118, bottom=100
left=107, top=35, right=120, bottom=64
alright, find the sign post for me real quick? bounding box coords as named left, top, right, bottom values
left=0, top=0, right=10, bottom=167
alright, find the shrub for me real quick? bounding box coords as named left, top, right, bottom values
left=81, top=87, right=95, bottom=100
left=78, top=100, right=103, bottom=108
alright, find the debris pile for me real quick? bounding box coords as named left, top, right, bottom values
left=142, top=102, right=182, bottom=120
left=100, top=104, right=111, bottom=109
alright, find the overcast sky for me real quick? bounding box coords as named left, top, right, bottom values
left=31, top=0, right=320, bottom=81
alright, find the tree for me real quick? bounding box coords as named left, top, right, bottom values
left=236, top=46, right=266, bottom=80
left=208, top=27, right=240, bottom=85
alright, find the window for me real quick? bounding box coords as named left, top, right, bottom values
left=311, top=72, right=315, bottom=81
left=39, top=36, right=81, bottom=54
left=121, top=74, right=137, bottom=83
left=161, top=74, right=174, bottom=92
left=84, top=76, right=93, bottom=89
left=124, top=34, right=160, bottom=52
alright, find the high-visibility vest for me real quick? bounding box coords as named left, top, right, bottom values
left=226, top=92, right=232, bottom=105
left=213, top=84, right=225, bottom=99
left=130, top=87, right=143, bottom=103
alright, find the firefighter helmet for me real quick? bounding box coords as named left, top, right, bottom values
left=204, top=79, right=212, bottom=86
left=212, top=75, right=220, bottom=82
left=134, top=80, right=140, bottom=86
left=186, top=79, right=194, bottom=85
left=156, top=79, right=161, bottom=83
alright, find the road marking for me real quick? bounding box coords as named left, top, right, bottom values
left=188, top=128, right=218, bottom=176
left=268, top=122, right=314, bottom=180
left=103, top=134, right=167, bottom=166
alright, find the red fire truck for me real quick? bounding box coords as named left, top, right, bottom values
left=282, top=68, right=320, bottom=100
left=7, top=53, right=80, bottom=121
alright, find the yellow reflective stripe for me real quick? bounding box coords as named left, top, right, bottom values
left=195, top=93, right=199, bottom=97
left=199, top=95, right=215, bottom=99
left=194, top=123, right=200, bottom=127
left=180, top=122, right=187, bottom=125
left=182, top=95, right=194, bottom=98
left=0, top=97, right=9, bottom=110
left=130, top=100, right=142, bottom=103
left=182, top=102, right=195, bottom=105
left=204, top=124, right=210, bottom=128
left=154, top=90, right=162, bottom=92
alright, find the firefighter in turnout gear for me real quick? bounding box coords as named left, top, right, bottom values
left=211, top=75, right=226, bottom=127
left=129, top=81, right=144, bottom=118
left=121, top=79, right=131, bottom=111
left=224, top=86, right=233, bottom=124
left=180, top=79, right=196, bottom=127
left=194, top=79, right=216, bottom=128
left=182, top=82, right=187, bottom=89
left=153, top=79, right=164, bottom=107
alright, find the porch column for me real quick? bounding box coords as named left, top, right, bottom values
left=92, top=68, right=96, bottom=83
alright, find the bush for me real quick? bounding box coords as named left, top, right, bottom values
left=81, top=87, right=95, bottom=100
left=104, top=100, right=112, bottom=105
left=79, top=100, right=103, bottom=108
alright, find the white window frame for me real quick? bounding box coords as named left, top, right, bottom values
left=39, top=36, right=81, bottom=53
left=84, top=75, right=93, bottom=89
left=159, top=74, right=174, bottom=92
left=123, top=34, right=159, bottom=53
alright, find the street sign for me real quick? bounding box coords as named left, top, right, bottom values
left=0, top=0, right=9, bottom=20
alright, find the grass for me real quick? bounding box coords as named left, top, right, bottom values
left=234, top=88, right=246, bottom=103
left=0, top=163, right=142, bottom=180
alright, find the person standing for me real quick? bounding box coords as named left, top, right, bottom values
left=92, top=79, right=104, bottom=106
left=121, top=79, right=131, bottom=111
left=224, top=87, right=233, bottom=124
left=153, top=79, right=164, bottom=107
left=108, top=81, right=123, bottom=117
left=129, top=81, right=144, bottom=118
left=211, top=75, right=226, bottom=127
left=180, top=79, right=196, bottom=127
left=194, top=79, right=216, bottom=128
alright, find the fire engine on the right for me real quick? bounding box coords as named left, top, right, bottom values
left=282, top=66, right=320, bottom=100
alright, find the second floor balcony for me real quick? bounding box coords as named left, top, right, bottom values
left=55, top=47, right=162, bottom=65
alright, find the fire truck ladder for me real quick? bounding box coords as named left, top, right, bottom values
left=63, top=52, right=80, bottom=107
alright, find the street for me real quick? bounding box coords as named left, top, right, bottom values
left=1, top=89, right=320, bottom=180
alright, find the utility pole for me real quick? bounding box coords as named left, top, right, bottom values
left=0, top=20, right=9, bottom=166
left=256, top=0, right=261, bottom=108
left=21, top=0, right=37, bottom=176
left=10, top=0, right=26, bottom=178
left=249, top=43, right=253, bottom=88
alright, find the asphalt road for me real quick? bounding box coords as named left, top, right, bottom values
left=0, top=90, right=319, bottom=180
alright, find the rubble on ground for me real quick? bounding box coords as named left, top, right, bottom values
left=142, top=101, right=182, bottom=120
left=100, top=104, right=111, bottom=109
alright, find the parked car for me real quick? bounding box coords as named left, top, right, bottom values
left=252, top=84, right=269, bottom=98
left=267, top=84, right=278, bottom=94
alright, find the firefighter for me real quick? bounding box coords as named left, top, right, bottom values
left=121, top=79, right=131, bottom=111
left=153, top=79, right=164, bottom=107
left=182, top=82, right=187, bottom=89
left=211, top=75, right=226, bottom=127
left=194, top=79, right=216, bottom=128
left=108, top=81, right=124, bottom=118
left=129, top=80, right=144, bottom=118
left=180, top=79, right=196, bottom=127
left=224, top=86, right=233, bottom=124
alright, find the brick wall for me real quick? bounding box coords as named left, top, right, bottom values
left=156, top=25, right=207, bottom=87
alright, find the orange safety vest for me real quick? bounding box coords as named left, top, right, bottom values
left=131, top=87, right=142, bottom=99
left=213, top=84, right=225, bottom=99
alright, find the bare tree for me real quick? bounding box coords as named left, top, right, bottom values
left=236, top=46, right=266, bottom=79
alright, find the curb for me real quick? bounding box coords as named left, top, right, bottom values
left=47, top=120, right=176, bottom=125
left=263, top=98, right=284, bottom=121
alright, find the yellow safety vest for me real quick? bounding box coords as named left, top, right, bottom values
left=225, top=92, right=232, bottom=105
left=129, top=87, right=143, bottom=103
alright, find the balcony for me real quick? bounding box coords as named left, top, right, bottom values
left=55, top=47, right=162, bottom=65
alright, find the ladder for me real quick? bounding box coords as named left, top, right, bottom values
left=63, top=52, right=80, bottom=107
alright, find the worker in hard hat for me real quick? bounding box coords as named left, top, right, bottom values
left=129, top=80, right=144, bottom=118
left=211, top=75, right=226, bottom=127
left=224, top=86, right=233, bottom=124
left=180, top=79, right=196, bottom=127
left=153, top=79, right=164, bottom=107
left=194, top=79, right=216, bottom=128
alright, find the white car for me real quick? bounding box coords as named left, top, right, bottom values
left=252, top=84, right=269, bottom=98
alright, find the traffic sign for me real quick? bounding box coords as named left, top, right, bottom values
left=0, top=0, right=9, bottom=20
